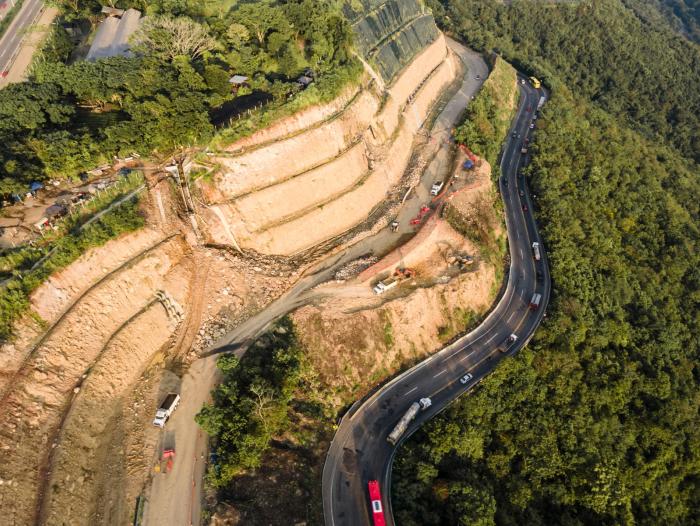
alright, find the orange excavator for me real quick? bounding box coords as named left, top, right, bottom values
left=409, top=205, right=431, bottom=225
left=394, top=267, right=416, bottom=279
left=154, top=448, right=175, bottom=474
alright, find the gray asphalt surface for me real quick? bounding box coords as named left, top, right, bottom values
left=0, top=0, right=43, bottom=74
left=320, top=75, right=551, bottom=526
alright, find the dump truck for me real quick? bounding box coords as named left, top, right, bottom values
left=532, top=242, right=541, bottom=261
left=373, top=278, right=399, bottom=295
left=529, top=293, right=542, bottom=310
left=153, top=393, right=180, bottom=428
left=387, top=398, right=431, bottom=445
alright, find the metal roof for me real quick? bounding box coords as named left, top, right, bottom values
left=86, top=8, right=141, bottom=61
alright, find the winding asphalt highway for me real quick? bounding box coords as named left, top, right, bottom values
left=321, top=76, right=551, bottom=525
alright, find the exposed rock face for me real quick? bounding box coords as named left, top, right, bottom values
left=200, top=9, right=456, bottom=256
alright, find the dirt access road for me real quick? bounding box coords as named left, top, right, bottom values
left=142, top=38, right=487, bottom=526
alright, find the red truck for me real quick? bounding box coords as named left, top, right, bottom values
left=367, top=480, right=387, bottom=526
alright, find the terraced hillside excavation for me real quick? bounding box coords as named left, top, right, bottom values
left=199, top=8, right=456, bottom=256
left=0, top=2, right=488, bottom=525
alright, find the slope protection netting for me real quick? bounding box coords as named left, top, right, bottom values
left=370, top=14, right=439, bottom=82
left=344, top=0, right=439, bottom=83
left=351, top=0, right=425, bottom=54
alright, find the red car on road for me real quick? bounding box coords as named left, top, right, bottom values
left=367, top=480, right=386, bottom=526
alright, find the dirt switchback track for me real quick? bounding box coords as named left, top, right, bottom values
left=0, top=233, right=180, bottom=407
left=35, top=298, right=162, bottom=525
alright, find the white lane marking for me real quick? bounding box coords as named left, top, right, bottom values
left=519, top=248, right=523, bottom=259
left=433, top=369, right=448, bottom=378
left=485, top=333, right=498, bottom=345
left=404, top=386, right=418, bottom=397
left=459, top=354, right=471, bottom=362
left=507, top=310, right=518, bottom=324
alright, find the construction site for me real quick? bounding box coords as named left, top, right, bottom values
left=0, top=2, right=515, bottom=524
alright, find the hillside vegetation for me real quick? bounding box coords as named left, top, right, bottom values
left=394, top=1, right=700, bottom=524
left=429, top=0, right=700, bottom=163
left=0, top=0, right=358, bottom=193
left=453, top=56, right=518, bottom=171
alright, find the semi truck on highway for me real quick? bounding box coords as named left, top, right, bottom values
left=529, top=293, right=542, bottom=310
left=153, top=393, right=180, bottom=428
left=532, top=242, right=541, bottom=261
left=387, top=397, right=431, bottom=445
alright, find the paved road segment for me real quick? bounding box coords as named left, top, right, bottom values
left=321, top=73, right=551, bottom=526
left=0, top=0, right=43, bottom=76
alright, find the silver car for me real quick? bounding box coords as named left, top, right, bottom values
left=459, top=373, right=474, bottom=385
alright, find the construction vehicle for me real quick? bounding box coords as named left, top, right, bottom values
left=373, top=268, right=415, bottom=294
left=394, top=267, right=416, bottom=279
left=387, top=398, right=431, bottom=445
left=154, top=448, right=175, bottom=474
left=152, top=393, right=180, bottom=428
left=529, top=76, right=541, bottom=89
left=458, top=144, right=479, bottom=167
left=532, top=242, right=541, bottom=261
left=529, top=293, right=542, bottom=310
left=430, top=181, right=444, bottom=196
left=373, top=277, right=399, bottom=295
left=409, top=205, right=431, bottom=226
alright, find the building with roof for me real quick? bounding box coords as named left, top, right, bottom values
left=86, top=8, right=141, bottom=61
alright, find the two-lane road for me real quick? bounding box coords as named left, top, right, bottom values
left=322, top=75, right=551, bottom=526
left=0, top=0, right=44, bottom=76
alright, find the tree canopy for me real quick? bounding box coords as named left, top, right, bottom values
left=0, top=0, right=358, bottom=188
left=394, top=1, right=700, bottom=524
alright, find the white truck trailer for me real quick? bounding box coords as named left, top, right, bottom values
left=153, top=393, right=180, bottom=428
left=387, top=397, right=431, bottom=445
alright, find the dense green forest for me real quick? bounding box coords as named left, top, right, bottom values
left=624, top=0, right=700, bottom=42
left=428, top=0, right=700, bottom=164
left=196, top=318, right=310, bottom=487
left=0, top=0, right=358, bottom=192
left=394, top=1, right=700, bottom=524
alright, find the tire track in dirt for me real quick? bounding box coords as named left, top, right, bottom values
left=0, top=235, right=188, bottom=526
left=0, top=233, right=180, bottom=406
left=35, top=298, right=162, bottom=525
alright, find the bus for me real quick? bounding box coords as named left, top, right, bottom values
left=529, top=76, right=541, bottom=89
left=367, top=480, right=387, bottom=526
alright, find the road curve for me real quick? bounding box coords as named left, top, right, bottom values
left=321, top=68, right=551, bottom=525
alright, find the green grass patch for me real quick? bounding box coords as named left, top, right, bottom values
left=454, top=56, right=519, bottom=177
left=211, top=60, right=363, bottom=149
